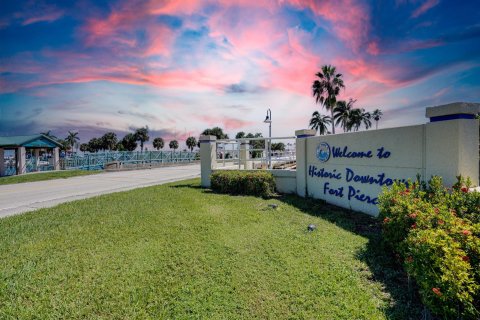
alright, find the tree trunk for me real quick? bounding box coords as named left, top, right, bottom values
left=331, top=108, right=335, bottom=134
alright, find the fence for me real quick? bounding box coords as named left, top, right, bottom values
left=61, top=150, right=199, bottom=170
left=214, top=137, right=296, bottom=170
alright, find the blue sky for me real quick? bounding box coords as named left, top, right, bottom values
left=1, top=0, right=479, bottom=148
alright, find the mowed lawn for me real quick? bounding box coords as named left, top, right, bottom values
left=0, top=170, right=100, bottom=185
left=0, top=179, right=420, bottom=319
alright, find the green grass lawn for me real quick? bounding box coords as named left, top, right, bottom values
left=0, top=170, right=101, bottom=185
left=0, top=179, right=422, bottom=319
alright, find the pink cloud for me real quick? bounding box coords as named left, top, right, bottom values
left=21, top=9, right=64, bottom=25
left=200, top=115, right=256, bottom=131
left=411, top=0, right=440, bottom=18
left=285, top=0, right=371, bottom=51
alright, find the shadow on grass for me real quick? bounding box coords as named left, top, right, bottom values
left=176, top=182, right=425, bottom=319
left=276, top=193, right=425, bottom=320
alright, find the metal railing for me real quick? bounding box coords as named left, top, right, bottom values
left=215, top=137, right=296, bottom=170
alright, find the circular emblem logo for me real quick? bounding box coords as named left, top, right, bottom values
left=316, top=142, right=330, bottom=162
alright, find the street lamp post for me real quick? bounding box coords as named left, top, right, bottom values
left=263, top=108, right=272, bottom=169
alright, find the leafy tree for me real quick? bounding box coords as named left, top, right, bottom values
left=271, top=142, right=285, bottom=151
left=186, top=136, right=197, bottom=151
left=201, top=127, right=229, bottom=139
left=87, top=137, right=102, bottom=152
left=134, top=127, right=149, bottom=152
left=246, top=133, right=264, bottom=158
left=65, top=131, right=79, bottom=153
left=312, top=65, right=345, bottom=134
left=153, top=137, right=164, bottom=150
left=309, top=111, right=331, bottom=135
left=79, top=143, right=88, bottom=152
left=235, top=131, right=246, bottom=139
left=101, top=132, right=117, bottom=151
left=115, top=141, right=125, bottom=151
left=169, top=140, right=179, bottom=150
left=121, top=133, right=137, bottom=151
left=372, top=109, right=383, bottom=130
left=333, top=99, right=355, bottom=132
left=57, top=139, right=69, bottom=152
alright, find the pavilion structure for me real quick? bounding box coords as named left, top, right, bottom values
left=0, top=134, right=62, bottom=176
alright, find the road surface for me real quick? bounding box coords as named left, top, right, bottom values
left=0, top=164, right=200, bottom=218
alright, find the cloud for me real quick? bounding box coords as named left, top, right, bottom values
left=21, top=9, right=64, bottom=26
left=411, top=0, right=440, bottom=18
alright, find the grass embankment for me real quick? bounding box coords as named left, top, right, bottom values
left=0, top=179, right=422, bottom=319
left=0, top=170, right=101, bottom=185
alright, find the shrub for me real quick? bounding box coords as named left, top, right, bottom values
left=210, top=170, right=275, bottom=198
left=378, top=176, right=480, bottom=319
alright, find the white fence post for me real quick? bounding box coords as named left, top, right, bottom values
left=200, top=135, right=217, bottom=187
left=295, top=129, right=316, bottom=197
left=240, top=141, right=251, bottom=170
left=53, top=147, right=60, bottom=170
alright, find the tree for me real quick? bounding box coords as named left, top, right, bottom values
left=101, top=132, right=117, bottom=151
left=152, top=137, right=164, bottom=150
left=79, top=143, right=88, bottom=152
left=312, top=65, right=345, bottom=134
left=57, top=139, right=69, bottom=152
left=121, top=133, right=137, bottom=151
left=372, top=109, right=383, bottom=130
left=169, top=140, right=179, bottom=150
left=235, top=131, right=246, bottom=139
left=246, top=133, right=264, bottom=158
left=134, top=127, right=149, bottom=152
left=346, top=108, right=363, bottom=132
left=333, top=99, right=356, bottom=132
left=65, top=131, right=79, bottom=153
left=309, top=111, right=331, bottom=135
left=361, top=109, right=372, bottom=130
left=87, top=137, right=102, bottom=152
left=186, top=137, right=197, bottom=151
left=201, top=127, right=229, bottom=139
left=271, top=142, right=285, bottom=151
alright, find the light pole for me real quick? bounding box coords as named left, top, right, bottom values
left=263, top=108, right=272, bottom=169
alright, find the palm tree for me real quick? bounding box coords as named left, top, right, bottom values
left=235, top=131, right=246, bottom=139
left=101, top=132, right=117, bottom=151
left=333, top=99, right=356, bottom=132
left=312, top=65, right=345, bottom=134
left=372, top=109, right=383, bottom=129
left=346, top=109, right=363, bottom=132
left=121, top=134, right=137, bottom=151
left=79, top=143, right=88, bottom=153
left=361, top=109, right=372, bottom=130
left=309, top=111, right=332, bottom=135
left=40, top=130, right=58, bottom=140
left=186, top=137, right=197, bottom=151
left=134, top=127, right=149, bottom=152
left=201, top=127, right=229, bottom=139
left=65, top=131, right=79, bottom=154
left=169, top=140, right=179, bottom=151
left=153, top=137, right=164, bottom=150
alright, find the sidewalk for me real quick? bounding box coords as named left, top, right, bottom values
left=0, top=164, right=200, bottom=218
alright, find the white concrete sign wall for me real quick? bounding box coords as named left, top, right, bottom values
left=303, top=125, right=426, bottom=215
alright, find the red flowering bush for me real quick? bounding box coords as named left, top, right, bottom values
left=378, top=176, right=480, bottom=319
left=210, top=170, right=275, bottom=197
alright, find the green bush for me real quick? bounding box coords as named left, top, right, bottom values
left=378, top=176, right=480, bottom=319
left=210, top=170, right=275, bottom=198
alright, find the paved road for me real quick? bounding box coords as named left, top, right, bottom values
left=0, top=164, right=200, bottom=218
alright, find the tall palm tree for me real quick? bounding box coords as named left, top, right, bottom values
left=134, top=127, right=149, bottom=152
left=346, top=109, right=363, bottom=132
left=169, top=140, right=179, bottom=151
left=65, top=131, right=79, bottom=154
left=186, top=137, right=197, bottom=151
left=361, top=109, right=372, bottom=130
left=312, top=65, right=345, bottom=134
left=41, top=130, right=58, bottom=140
left=153, top=137, right=164, bottom=150
left=333, top=99, right=356, bottom=132
left=309, top=111, right=332, bottom=135
left=101, top=132, right=117, bottom=151
left=372, top=109, right=383, bottom=130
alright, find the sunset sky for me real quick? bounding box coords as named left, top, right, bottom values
left=1, top=0, right=479, bottom=148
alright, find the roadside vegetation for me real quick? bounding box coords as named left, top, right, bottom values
left=0, top=179, right=422, bottom=319
left=0, top=170, right=100, bottom=185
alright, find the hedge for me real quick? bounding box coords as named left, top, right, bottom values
left=378, top=176, right=480, bottom=319
left=210, top=170, right=275, bottom=198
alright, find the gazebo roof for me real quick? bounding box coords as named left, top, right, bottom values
left=0, top=134, right=62, bottom=148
